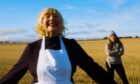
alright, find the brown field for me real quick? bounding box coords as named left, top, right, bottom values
left=0, top=38, right=140, bottom=84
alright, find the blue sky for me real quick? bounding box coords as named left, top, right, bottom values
left=0, top=0, right=140, bottom=42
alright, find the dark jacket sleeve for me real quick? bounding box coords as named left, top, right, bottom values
left=72, top=39, right=117, bottom=84
left=0, top=44, right=30, bottom=84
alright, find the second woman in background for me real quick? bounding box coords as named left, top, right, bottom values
left=105, top=31, right=129, bottom=84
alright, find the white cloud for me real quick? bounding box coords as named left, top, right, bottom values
left=0, top=34, right=38, bottom=42
left=92, top=0, right=127, bottom=9
left=65, top=22, right=103, bottom=39
left=65, top=1, right=140, bottom=39
left=112, top=0, right=126, bottom=9
left=103, top=0, right=127, bottom=9
left=0, top=1, right=140, bottom=41
left=102, top=4, right=140, bottom=32
left=0, top=28, right=39, bottom=42
left=63, top=4, right=76, bottom=10
left=0, top=36, right=10, bottom=41
left=0, top=28, right=27, bottom=35
left=97, top=29, right=108, bottom=33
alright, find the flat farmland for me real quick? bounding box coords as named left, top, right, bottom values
left=0, top=38, right=140, bottom=84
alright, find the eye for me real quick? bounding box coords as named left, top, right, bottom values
left=110, top=35, right=113, bottom=37
left=52, top=15, right=58, bottom=18
left=46, top=14, right=51, bottom=18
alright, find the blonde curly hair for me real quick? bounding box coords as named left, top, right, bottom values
left=36, top=7, right=65, bottom=38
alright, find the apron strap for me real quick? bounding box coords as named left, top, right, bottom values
left=41, top=36, right=45, bottom=50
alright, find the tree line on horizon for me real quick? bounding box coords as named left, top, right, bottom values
left=0, top=36, right=139, bottom=43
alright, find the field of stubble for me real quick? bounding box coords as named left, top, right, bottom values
left=0, top=38, right=140, bottom=84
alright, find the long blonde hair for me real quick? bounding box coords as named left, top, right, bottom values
left=36, top=7, right=65, bottom=38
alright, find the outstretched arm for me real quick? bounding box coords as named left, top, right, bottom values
left=72, top=40, right=117, bottom=84
left=0, top=45, right=30, bottom=84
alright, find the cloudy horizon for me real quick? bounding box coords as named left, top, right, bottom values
left=0, top=0, right=140, bottom=42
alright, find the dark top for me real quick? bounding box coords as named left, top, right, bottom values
left=0, top=36, right=116, bottom=84
left=45, top=36, right=60, bottom=50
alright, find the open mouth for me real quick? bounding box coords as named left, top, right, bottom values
left=49, top=24, right=56, bottom=26
left=49, top=22, right=57, bottom=26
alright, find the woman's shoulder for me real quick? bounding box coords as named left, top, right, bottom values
left=61, top=37, right=81, bottom=48
left=61, top=37, right=76, bottom=43
left=105, top=42, right=110, bottom=45
left=27, top=39, right=42, bottom=48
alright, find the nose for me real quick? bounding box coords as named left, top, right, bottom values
left=49, top=15, right=55, bottom=20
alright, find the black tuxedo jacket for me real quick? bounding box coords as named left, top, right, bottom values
left=0, top=37, right=116, bottom=84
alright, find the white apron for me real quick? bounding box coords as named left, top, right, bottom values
left=35, top=37, right=72, bottom=84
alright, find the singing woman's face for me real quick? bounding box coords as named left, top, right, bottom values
left=42, top=13, right=59, bottom=34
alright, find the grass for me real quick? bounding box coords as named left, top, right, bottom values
left=0, top=38, right=140, bottom=84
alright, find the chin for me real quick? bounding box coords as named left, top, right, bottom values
left=48, top=27, right=56, bottom=32
left=50, top=29, right=58, bottom=33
